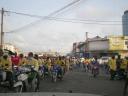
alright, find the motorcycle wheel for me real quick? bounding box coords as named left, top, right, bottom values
left=52, top=74, right=57, bottom=82
left=14, top=85, right=23, bottom=93
left=31, top=76, right=39, bottom=92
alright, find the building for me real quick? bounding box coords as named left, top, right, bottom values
left=122, top=10, right=128, bottom=36
left=72, top=42, right=86, bottom=57
left=3, top=43, right=19, bottom=53
left=72, top=36, right=128, bottom=58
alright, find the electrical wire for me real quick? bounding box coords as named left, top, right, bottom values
left=4, top=0, right=83, bottom=33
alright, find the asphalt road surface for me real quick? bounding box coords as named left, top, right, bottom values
left=0, top=68, right=127, bottom=96
left=39, top=69, right=126, bottom=96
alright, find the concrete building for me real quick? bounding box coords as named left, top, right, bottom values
left=72, top=36, right=128, bottom=58
left=122, top=10, right=128, bottom=36
left=72, top=42, right=85, bottom=57
left=3, top=43, right=19, bottom=53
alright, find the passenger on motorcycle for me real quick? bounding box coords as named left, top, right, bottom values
left=11, top=52, right=20, bottom=67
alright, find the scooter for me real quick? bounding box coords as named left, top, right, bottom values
left=92, top=65, right=99, bottom=78
left=21, top=65, right=40, bottom=92
left=0, top=66, right=27, bottom=93
left=57, top=66, right=63, bottom=81
left=50, top=65, right=58, bottom=82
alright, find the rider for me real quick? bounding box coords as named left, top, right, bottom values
left=26, top=52, right=40, bottom=91
left=1, top=54, right=13, bottom=87
left=45, top=57, right=52, bottom=72
left=108, top=56, right=116, bottom=80
left=26, top=52, right=39, bottom=71
left=11, top=52, right=20, bottom=67
left=19, top=53, right=26, bottom=66
left=34, top=54, right=42, bottom=66
left=91, top=57, right=100, bottom=75
left=56, top=56, right=65, bottom=76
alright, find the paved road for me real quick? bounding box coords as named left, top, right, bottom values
left=0, top=68, right=127, bottom=96
left=39, top=69, right=126, bottom=96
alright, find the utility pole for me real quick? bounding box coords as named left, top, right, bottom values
left=0, top=8, right=4, bottom=49
left=85, top=32, right=89, bottom=57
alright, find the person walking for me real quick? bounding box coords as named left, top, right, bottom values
left=116, top=55, right=122, bottom=80
left=108, top=56, right=116, bottom=80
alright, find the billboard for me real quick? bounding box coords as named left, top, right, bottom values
left=109, top=36, right=124, bottom=50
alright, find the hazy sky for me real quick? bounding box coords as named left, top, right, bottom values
left=0, top=0, right=128, bottom=53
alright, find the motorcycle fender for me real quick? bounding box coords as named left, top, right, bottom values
left=18, top=74, right=28, bottom=81
left=13, top=81, right=23, bottom=87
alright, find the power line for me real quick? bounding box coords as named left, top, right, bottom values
left=5, top=10, right=125, bottom=22
left=47, top=18, right=122, bottom=25
left=4, top=9, right=125, bottom=34
left=4, top=0, right=83, bottom=33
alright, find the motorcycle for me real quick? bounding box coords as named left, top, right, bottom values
left=57, top=66, right=63, bottom=81
left=38, top=65, right=49, bottom=79
left=92, top=65, right=99, bottom=78
left=50, top=65, right=58, bottom=82
left=21, top=64, right=40, bottom=92
left=0, top=66, right=27, bottom=93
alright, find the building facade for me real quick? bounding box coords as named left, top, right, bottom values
left=3, top=43, right=19, bottom=53
left=72, top=36, right=128, bottom=58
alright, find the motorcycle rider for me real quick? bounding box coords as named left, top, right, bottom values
left=91, top=57, right=100, bottom=76
left=26, top=52, right=40, bottom=91
left=56, top=56, right=65, bottom=77
left=19, top=53, right=26, bottom=66
left=34, top=54, right=42, bottom=67
left=1, top=54, right=13, bottom=88
left=108, top=56, right=116, bottom=80
left=26, top=52, right=39, bottom=71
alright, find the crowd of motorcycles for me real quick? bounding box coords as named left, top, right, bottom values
left=0, top=63, right=65, bottom=93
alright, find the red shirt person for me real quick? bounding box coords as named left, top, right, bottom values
left=11, top=53, right=20, bottom=66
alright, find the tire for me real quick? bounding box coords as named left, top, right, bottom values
left=31, top=74, right=39, bottom=92
left=93, top=69, right=98, bottom=78
left=22, top=80, right=29, bottom=92
left=14, top=85, right=23, bottom=93
left=52, top=73, right=57, bottom=82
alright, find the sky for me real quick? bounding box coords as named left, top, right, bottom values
left=0, top=0, right=128, bottom=54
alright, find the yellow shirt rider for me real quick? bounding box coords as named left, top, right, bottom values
left=1, top=54, right=12, bottom=71
left=26, top=52, right=39, bottom=71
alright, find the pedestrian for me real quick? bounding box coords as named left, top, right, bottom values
left=116, top=55, right=122, bottom=80
left=108, top=56, right=116, bottom=80
left=121, top=57, right=128, bottom=79
left=123, top=57, right=128, bottom=96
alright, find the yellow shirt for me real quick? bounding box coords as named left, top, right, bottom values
left=19, top=58, right=26, bottom=66
left=38, top=59, right=42, bottom=66
left=108, top=59, right=116, bottom=71
left=1, top=58, right=12, bottom=71
left=26, top=58, right=39, bottom=71
left=56, top=60, right=65, bottom=66
left=121, top=59, right=128, bottom=69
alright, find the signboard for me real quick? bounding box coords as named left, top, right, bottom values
left=109, top=36, right=124, bottom=50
